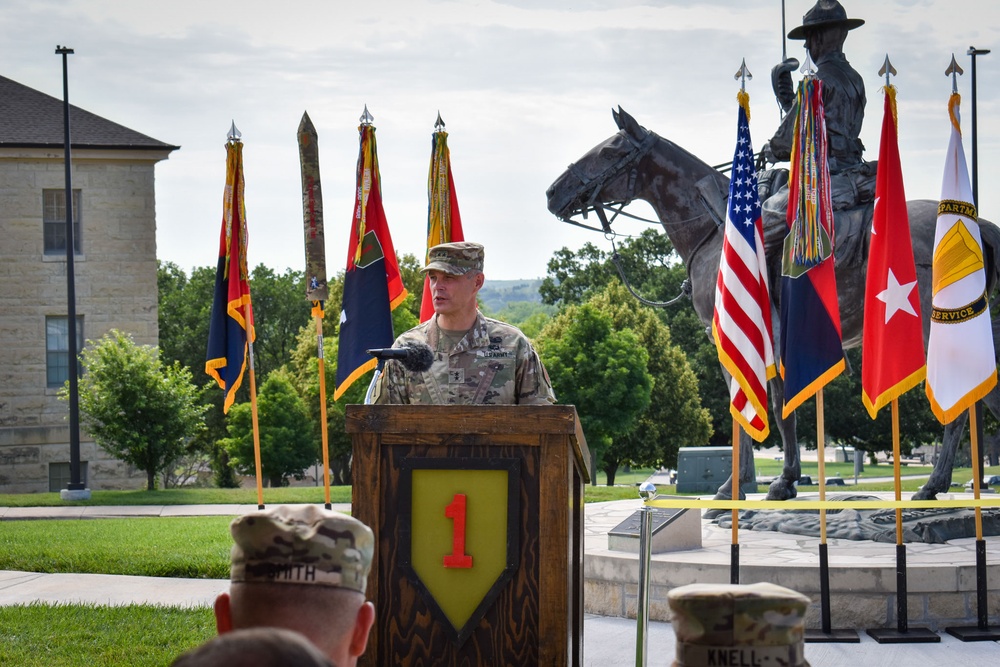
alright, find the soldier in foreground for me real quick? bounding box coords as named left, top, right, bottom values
left=172, top=628, right=334, bottom=667
left=667, top=582, right=811, bottom=667
left=373, top=241, right=555, bottom=405
left=213, top=505, right=375, bottom=667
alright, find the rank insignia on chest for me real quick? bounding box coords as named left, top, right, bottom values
left=448, top=368, right=465, bottom=384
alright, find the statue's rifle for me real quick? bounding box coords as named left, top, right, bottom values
left=781, top=0, right=788, bottom=63
left=778, top=0, right=788, bottom=118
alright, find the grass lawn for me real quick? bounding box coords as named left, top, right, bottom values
left=0, top=604, right=214, bottom=667
left=0, top=485, right=353, bottom=508
left=0, top=516, right=233, bottom=578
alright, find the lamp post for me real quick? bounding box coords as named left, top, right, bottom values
left=967, top=46, right=990, bottom=205
left=55, top=45, right=88, bottom=500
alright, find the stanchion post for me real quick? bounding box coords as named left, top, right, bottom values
left=635, top=481, right=656, bottom=667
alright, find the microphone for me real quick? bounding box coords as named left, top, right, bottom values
left=366, top=342, right=434, bottom=372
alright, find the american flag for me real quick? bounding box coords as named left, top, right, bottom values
left=712, top=93, right=775, bottom=441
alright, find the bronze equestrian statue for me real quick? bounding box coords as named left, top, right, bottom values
left=546, top=105, right=1000, bottom=502
left=547, top=0, right=1000, bottom=503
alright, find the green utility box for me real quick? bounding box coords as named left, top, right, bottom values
left=676, top=446, right=756, bottom=495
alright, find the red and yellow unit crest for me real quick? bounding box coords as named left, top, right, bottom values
left=399, top=458, right=520, bottom=645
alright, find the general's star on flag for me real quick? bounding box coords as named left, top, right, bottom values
left=862, top=83, right=925, bottom=419
left=875, top=269, right=918, bottom=324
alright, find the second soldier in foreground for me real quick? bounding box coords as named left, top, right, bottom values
left=213, top=505, right=375, bottom=667
left=373, top=241, right=555, bottom=405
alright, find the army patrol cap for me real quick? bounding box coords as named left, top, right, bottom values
left=229, top=505, right=374, bottom=594
left=667, top=582, right=810, bottom=667
left=788, top=0, right=864, bottom=39
left=422, top=241, right=484, bottom=275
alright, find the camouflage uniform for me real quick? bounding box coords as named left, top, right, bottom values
left=373, top=311, right=556, bottom=405
left=667, top=582, right=810, bottom=667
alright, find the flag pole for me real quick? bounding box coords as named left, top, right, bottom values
left=315, top=304, right=332, bottom=508
left=229, top=124, right=265, bottom=510
left=863, top=58, right=938, bottom=644
left=931, top=57, right=1000, bottom=641
left=816, top=390, right=830, bottom=627
left=804, top=390, right=858, bottom=642
left=786, top=61, right=856, bottom=642
left=730, top=417, right=740, bottom=585
left=868, top=395, right=938, bottom=641
left=246, top=336, right=265, bottom=509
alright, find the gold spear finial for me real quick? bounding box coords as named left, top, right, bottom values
left=879, top=54, right=897, bottom=87
left=946, top=54, right=964, bottom=94
left=734, top=59, right=753, bottom=92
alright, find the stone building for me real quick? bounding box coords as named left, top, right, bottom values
left=0, top=74, right=178, bottom=493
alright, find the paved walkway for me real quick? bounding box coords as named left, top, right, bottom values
left=2, top=501, right=998, bottom=665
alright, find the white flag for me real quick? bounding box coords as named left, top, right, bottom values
left=925, top=93, right=996, bottom=424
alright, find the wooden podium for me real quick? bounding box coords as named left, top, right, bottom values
left=346, top=405, right=590, bottom=667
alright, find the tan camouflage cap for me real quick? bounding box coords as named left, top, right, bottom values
left=229, top=505, right=374, bottom=594
left=667, top=582, right=810, bottom=667
left=421, top=241, right=484, bottom=275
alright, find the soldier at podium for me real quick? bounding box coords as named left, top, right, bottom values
left=373, top=241, right=555, bottom=405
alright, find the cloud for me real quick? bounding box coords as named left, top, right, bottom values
left=3, top=0, right=998, bottom=281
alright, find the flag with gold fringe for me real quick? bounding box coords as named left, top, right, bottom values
left=419, top=120, right=464, bottom=322
left=335, top=115, right=408, bottom=400
left=712, top=89, right=775, bottom=441
left=862, top=84, right=925, bottom=418
left=779, top=75, right=845, bottom=418
left=205, top=138, right=255, bottom=413
left=925, top=91, right=996, bottom=423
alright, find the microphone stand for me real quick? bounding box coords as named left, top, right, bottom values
left=364, top=363, right=383, bottom=404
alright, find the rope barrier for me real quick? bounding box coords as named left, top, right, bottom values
left=644, top=497, right=1000, bottom=511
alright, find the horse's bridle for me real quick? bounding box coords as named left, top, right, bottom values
left=558, top=124, right=726, bottom=308
left=563, top=127, right=660, bottom=234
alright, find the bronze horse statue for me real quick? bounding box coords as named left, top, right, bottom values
left=546, top=106, right=1000, bottom=501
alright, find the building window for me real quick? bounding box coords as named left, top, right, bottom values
left=46, top=316, right=83, bottom=387
left=43, top=189, right=82, bottom=255
left=49, top=462, right=88, bottom=492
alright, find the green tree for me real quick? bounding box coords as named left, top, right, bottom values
left=540, top=229, right=681, bottom=308
left=540, top=230, right=732, bottom=445
left=68, top=330, right=206, bottom=490
left=158, top=262, right=318, bottom=486
left=538, top=303, right=652, bottom=484
left=247, top=265, right=312, bottom=379
left=157, top=261, right=216, bottom=375
left=286, top=264, right=420, bottom=485
left=221, top=369, right=316, bottom=487
left=590, top=283, right=712, bottom=473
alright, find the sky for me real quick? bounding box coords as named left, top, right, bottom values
left=3, top=0, right=999, bottom=281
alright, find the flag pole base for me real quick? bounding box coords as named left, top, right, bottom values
left=866, top=627, right=939, bottom=644
left=805, top=543, right=859, bottom=643
left=865, top=544, right=938, bottom=643
left=804, top=629, right=859, bottom=643
left=944, top=625, right=1000, bottom=642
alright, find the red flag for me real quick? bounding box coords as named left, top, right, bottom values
left=419, top=127, right=464, bottom=321
left=334, top=119, right=408, bottom=400
left=205, top=139, right=254, bottom=413
left=712, top=90, right=775, bottom=441
left=862, top=85, right=925, bottom=418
